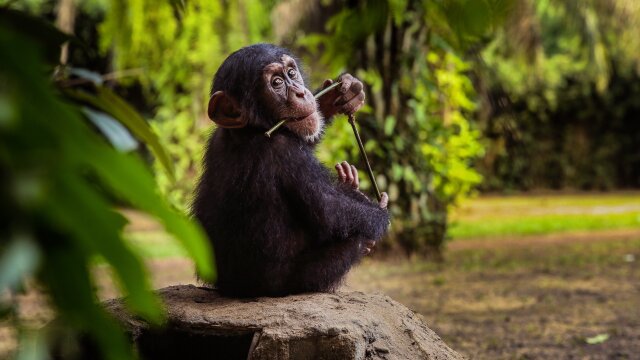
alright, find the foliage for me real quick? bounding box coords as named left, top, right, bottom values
left=100, top=0, right=276, bottom=210
left=298, top=0, right=511, bottom=255
left=0, top=6, right=214, bottom=360
left=478, top=0, right=640, bottom=190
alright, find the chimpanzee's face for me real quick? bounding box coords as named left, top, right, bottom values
left=261, top=55, right=324, bottom=142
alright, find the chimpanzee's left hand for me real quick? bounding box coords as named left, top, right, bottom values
left=335, top=160, right=389, bottom=210
left=318, top=73, right=365, bottom=119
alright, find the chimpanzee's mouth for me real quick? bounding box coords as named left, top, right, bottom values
left=282, top=110, right=324, bottom=143
left=287, top=112, right=316, bottom=123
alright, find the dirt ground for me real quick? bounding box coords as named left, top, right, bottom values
left=349, top=234, right=640, bottom=359
left=3, top=228, right=639, bottom=359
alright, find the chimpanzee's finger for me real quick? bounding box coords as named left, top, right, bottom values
left=333, top=80, right=363, bottom=106
left=322, top=79, right=333, bottom=89
left=348, top=81, right=363, bottom=98
left=351, top=165, right=359, bottom=189
left=345, top=162, right=355, bottom=185
left=338, top=162, right=350, bottom=183
left=348, top=92, right=366, bottom=111
left=335, top=163, right=347, bottom=182
left=338, top=74, right=354, bottom=94
left=379, top=192, right=389, bottom=209
left=341, top=161, right=354, bottom=185
left=340, top=92, right=365, bottom=115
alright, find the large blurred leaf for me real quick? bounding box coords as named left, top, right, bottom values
left=62, top=92, right=214, bottom=281
left=1, top=9, right=216, bottom=360
left=1, top=23, right=151, bottom=358
left=64, top=87, right=176, bottom=178
left=88, top=145, right=215, bottom=280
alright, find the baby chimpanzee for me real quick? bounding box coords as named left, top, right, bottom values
left=192, top=44, right=389, bottom=297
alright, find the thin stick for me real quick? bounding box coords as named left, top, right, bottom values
left=313, top=81, right=342, bottom=99
left=264, top=119, right=287, bottom=138
left=264, top=81, right=343, bottom=138
left=348, top=114, right=381, bottom=202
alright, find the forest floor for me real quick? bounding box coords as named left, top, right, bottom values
left=349, top=232, right=640, bottom=359
left=2, top=192, right=639, bottom=359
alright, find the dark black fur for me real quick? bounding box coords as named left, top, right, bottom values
left=192, top=44, right=390, bottom=297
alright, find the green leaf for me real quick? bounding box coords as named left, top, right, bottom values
left=388, top=0, right=408, bottom=25
left=384, top=115, right=396, bottom=136
left=69, top=68, right=104, bottom=86
left=82, top=107, right=138, bottom=152
left=15, top=330, right=47, bottom=360
left=0, top=235, right=40, bottom=292
left=63, top=87, right=175, bottom=179
left=585, top=333, right=609, bottom=345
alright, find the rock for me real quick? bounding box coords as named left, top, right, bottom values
left=104, top=285, right=464, bottom=360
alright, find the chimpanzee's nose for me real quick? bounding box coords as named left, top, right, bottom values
left=292, top=85, right=305, bottom=98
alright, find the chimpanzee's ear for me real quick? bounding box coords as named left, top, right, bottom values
left=208, top=91, right=247, bottom=128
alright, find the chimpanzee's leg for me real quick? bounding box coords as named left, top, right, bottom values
left=289, top=239, right=365, bottom=294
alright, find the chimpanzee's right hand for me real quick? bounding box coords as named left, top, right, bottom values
left=318, top=74, right=365, bottom=119
left=361, top=239, right=377, bottom=255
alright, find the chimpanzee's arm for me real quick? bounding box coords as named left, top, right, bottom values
left=281, top=156, right=389, bottom=243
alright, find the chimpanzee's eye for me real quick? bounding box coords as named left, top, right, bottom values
left=272, top=77, right=284, bottom=88
left=287, top=68, right=297, bottom=79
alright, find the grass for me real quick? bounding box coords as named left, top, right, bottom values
left=449, top=212, right=640, bottom=239
left=451, top=191, right=640, bottom=211
left=449, top=191, right=640, bottom=239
